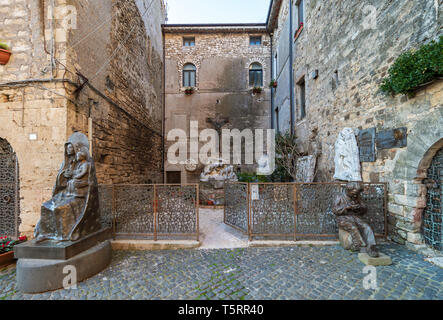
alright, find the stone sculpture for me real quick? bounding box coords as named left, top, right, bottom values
left=296, top=155, right=317, bottom=183
left=333, top=128, right=362, bottom=182
left=200, top=158, right=237, bottom=189
left=34, top=132, right=101, bottom=243
left=332, top=182, right=379, bottom=257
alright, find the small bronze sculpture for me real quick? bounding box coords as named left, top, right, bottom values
left=34, top=132, right=101, bottom=243
left=333, top=182, right=379, bottom=257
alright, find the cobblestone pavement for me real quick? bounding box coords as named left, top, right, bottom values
left=0, top=243, right=442, bottom=300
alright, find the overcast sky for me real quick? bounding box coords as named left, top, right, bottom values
left=165, top=0, right=272, bottom=24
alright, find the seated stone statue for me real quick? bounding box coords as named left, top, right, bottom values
left=34, top=132, right=101, bottom=243
left=332, top=182, right=379, bottom=257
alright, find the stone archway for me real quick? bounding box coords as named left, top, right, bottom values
left=0, top=138, right=20, bottom=238
left=390, top=108, right=443, bottom=246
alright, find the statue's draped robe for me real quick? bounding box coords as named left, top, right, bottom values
left=34, top=138, right=101, bottom=242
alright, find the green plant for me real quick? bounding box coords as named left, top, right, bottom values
left=237, top=172, right=270, bottom=183
left=274, top=132, right=300, bottom=181
left=252, top=86, right=262, bottom=94
left=0, top=236, right=27, bottom=254
left=0, top=42, right=9, bottom=50
left=185, top=87, right=194, bottom=95
left=380, top=36, right=443, bottom=97
left=269, top=79, right=277, bottom=88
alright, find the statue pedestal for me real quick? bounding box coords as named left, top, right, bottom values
left=358, top=252, right=392, bottom=266
left=15, top=228, right=113, bottom=293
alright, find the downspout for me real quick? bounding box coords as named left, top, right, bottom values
left=269, top=31, right=274, bottom=130
left=289, top=0, right=295, bottom=133
left=162, top=29, right=166, bottom=183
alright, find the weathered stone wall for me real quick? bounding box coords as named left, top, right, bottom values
left=270, top=0, right=443, bottom=247
left=164, top=28, right=272, bottom=183
left=65, top=0, right=165, bottom=184
left=0, top=0, right=166, bottom=236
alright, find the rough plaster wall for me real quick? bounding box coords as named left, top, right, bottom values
left=164, top=32, right=272, bottom=182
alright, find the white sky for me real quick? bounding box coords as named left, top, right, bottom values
left=165, top=0, right=272, bottom=24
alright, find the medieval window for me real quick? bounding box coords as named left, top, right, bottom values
left=183, top=63, right=196, bottom=87
left=183, top=37, right=195, bottom=47
left=249, top=62, right=263, bottom=87
left=250, top=36, right=262, bottom=45
left=296, top=0, right=305, bottom=28
left=297, top=76, right=306, bottom=119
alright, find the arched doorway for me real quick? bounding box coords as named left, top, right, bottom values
left=0, top=138, right=20, bottom=238
left=422, top=147, right=443, bottom=251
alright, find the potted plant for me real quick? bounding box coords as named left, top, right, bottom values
left=0, top=42, right=12, bottom=65
left=269, top=79, right=278, bottom=88
left=252, top=86, right=262, bottom=94
left=0, top=235, right=27, bottom=267
left=185, top=87, right=195, bottom=95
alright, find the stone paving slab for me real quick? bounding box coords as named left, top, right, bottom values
left=0, top=244, right=442, bottom=300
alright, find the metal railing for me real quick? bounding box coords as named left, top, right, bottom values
left=225, top=182, right=388, bottom=241
left=105, top=184, right=199, bottom=241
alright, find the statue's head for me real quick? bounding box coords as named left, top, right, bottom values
left=66, top=143, right=75, bottom=156
left=76, top=150, right=88, bottom=162
left=345, top=181, right=363, bottom=198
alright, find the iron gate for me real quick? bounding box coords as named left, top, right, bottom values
left=0, top=138, right=20, bottom=238
left=224, top=182, right=387, bottom=241
left=423, top=147, right=443, bottom=251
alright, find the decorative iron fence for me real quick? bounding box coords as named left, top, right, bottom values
left=224, top=182, right=249, bottom=233
left=224, top=182, right=387, bottom=241
left=109, top=184, right=199, bottom=241
left=0, top=145, right=20, bottom=238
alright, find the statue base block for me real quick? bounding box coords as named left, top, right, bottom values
left=16, top=240, right=111, bottom=293
left=358, top=252, right=392, bottom=266
left=14, top=228, right=112, bottom=260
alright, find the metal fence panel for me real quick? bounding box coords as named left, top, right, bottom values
left=224, top=182, right=249, bottom=233
left=247, top=182, right=387, bottom=241
left=114, top=184, right=155, bottom=238
left=250, top=183, right=295, bottom=237
left=156, top=184, right=198, bottom=237
left=295, top=183, right=340, bottom=239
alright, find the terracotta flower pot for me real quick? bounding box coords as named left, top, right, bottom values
left=0, top=251, right=15, bottom=268
left=0, top=49, right=11, bottom=65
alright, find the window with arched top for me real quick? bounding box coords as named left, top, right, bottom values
left=183, top=63, right=196, bottom=87
left=249, top=62, right=263, bottom=87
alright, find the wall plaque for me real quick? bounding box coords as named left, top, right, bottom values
left=358, top=127, right=376, bottom=162
left=376, top=127, right=407, bottom=150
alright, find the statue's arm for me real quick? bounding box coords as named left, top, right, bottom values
left=333, top=198, right=348, bottom=216
left=73, top=163, right=89, bottom=179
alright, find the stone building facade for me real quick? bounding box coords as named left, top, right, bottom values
left=0, top=0, right=166, bottom=236
left=163, top=25, right=272, bottom=183
left=268, top=0, right=443, bottom=248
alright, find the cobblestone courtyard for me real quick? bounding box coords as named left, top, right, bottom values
left=1, top=243, right=442, bottom=300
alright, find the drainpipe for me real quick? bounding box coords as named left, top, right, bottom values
left=269, top=31, right=274, bottom=130
left=289, top=0, right=295, bottom=134
left=162, top=30, right=166, bottom=183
